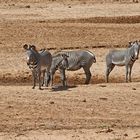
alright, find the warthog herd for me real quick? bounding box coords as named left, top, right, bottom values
left=23, top=41, right=140, bottom=89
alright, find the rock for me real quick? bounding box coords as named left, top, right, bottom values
left=25, top=5, right=30, bottom=8
left=99, top=84, right=107, bottom=87
left=82, top=99, right=86, bottom=102
left=132, top=88, right=136, bottom=90
left=50, top=101, right=54, bottom=104
left=106, top=128, right=113, bottom=133
left=99, top=97, right=108, bottom=101
left=124, top=133, right=128, bottom=136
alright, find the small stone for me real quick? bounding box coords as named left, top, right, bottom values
left=50, top=101, right=54, bottom=104
left=132, top=88, right=136, bottom=90
left=99, top=85, right=107, bottom=87
left=82, top=99, right=86, bottom=102
left=106, top=128, right=113, bottom=133
left=8, top=105, right=13, bottom=108
left=39, top=20, right=45, bottom=23
left=124, top=133, right=128, bottom=136
left=25, top=5, right=30, bottom=8
left=99, top=97, right=108, bottom=101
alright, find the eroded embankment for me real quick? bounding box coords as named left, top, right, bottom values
left=47, top=15, right=140, bottom=24
left=1, top=72, right=140, bottom=86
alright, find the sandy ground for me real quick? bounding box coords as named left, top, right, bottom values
left=0, top=83, right=140, bottom=139
left=1, top=3, right=140, bottom=21
left=0, top=1, right=140, bottom=139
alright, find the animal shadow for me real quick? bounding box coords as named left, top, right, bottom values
left=51, top=84, right=77, bottom=92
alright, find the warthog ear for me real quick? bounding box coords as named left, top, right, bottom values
left=23, top=44, right=28, bottom=50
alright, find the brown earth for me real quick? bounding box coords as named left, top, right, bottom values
left=0, top=1, right=140, bottom=139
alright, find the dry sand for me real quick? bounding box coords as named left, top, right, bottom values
left=0, top=1, right=140, bottom=139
